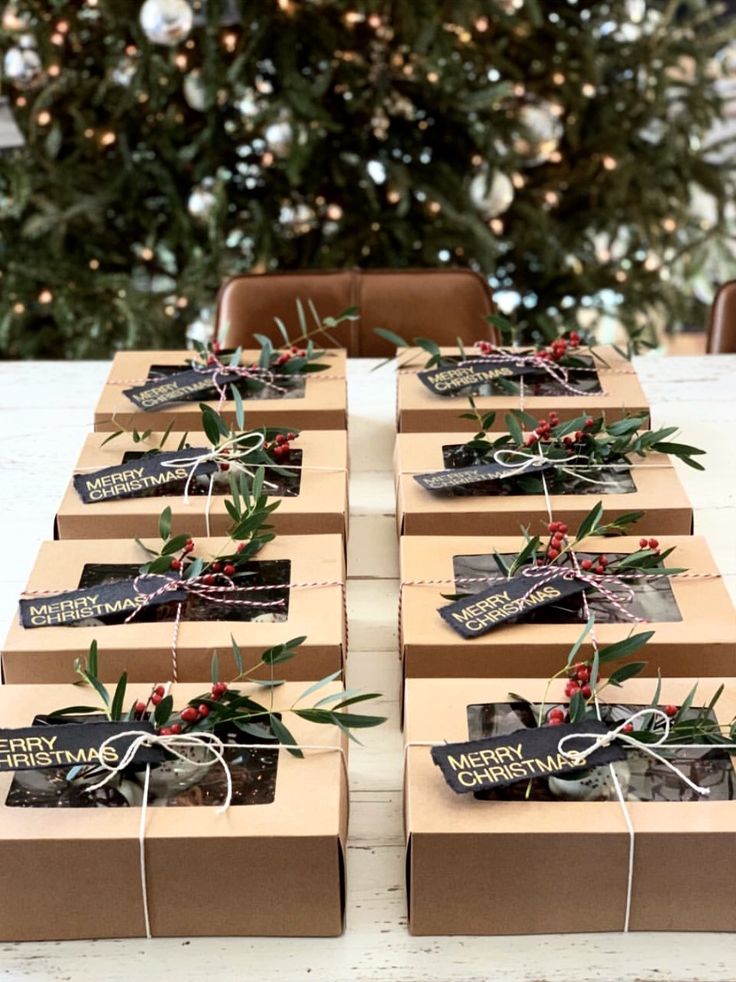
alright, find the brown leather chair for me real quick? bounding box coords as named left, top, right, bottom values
left=216, top=268, right=497, bottom=357
left=707, top=280, right=736, bottom=353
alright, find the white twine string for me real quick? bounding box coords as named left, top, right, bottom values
left=85, top=730, right=346, bottom=939
left=556, top=709, right=715, bottom=797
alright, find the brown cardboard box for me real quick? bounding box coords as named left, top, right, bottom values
left=57, top=430, right=349, bottom=540
left=94, top=349, right=348, bottom=432
left=396, top=346, right=649, bottom=432
left=0, top=682, right=348, bottom=940
left=399, top=534, right=736, bottom=679
left=394, top=432, right=693, bottom=536
left=3, top=535, right=346, bottom=684
left=404, top=676, right=736, bottom=934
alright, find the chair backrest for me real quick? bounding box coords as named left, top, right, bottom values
left=707, top=280, right=736, bottom=354
left=216, top=268, right=497, bottom=357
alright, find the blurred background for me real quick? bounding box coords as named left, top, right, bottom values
left=0, top=0, right=734, bottom=359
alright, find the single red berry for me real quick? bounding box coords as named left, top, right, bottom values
left=558, top=523, right=568, bottom=535
left=622, top=723, right=634, bottom=734
left=223, top=563, right=236, bottom=576
left=552, top=534, right=564, bottom=548
left=648, top=538, right=659, bottom=549
left=526, top=434, right=538, bottom=446
left=170, top=723, right=182, bottom=735
left=287, top=432, right=296, bottom=440
left=664, top=704, right=678, bottom=717
left=580, top=559, right=593, bottom=571
left=548, top=707, right=565, bottom=721
left=547, top=547, right=560, bottom=560
left=598, top=556, right=609, bottom=567
left=275, top=433, right=287, bottom=444
left=548, top=717, right=563, bottom=726
left=237, top=542, right=246, bottom=552
left=197, top=703, right=210, bottom=718
left=180, top=707, right=198, bottom=723
left=159, top=727, right=172, bottom=736
left=220, top=462, right=230, bottom=471
left=151, top=693, right=162, bottom=706
left=203, top=574, right=215, bottom=586
left=212, top=562, right=222, bottom=573
left=547, top=522, right=558, bottom=533
left=154, top=685, right=165, bottom=696
left=135, top=701, right=147, bottom=715
left=585, top=417, right=594, bottom=428
left=594, top=565, right=605, bottom=575
left=290, top=345, right=299, bottom=353
left=170, top=558, right=182, bottom=571
left=639, top=538, right=648, bottom=548
left=184, top=540, right=195, bottom=553
left=576, top=667, right=591, bottom=683
left=581, top=685, right=592, bottom=698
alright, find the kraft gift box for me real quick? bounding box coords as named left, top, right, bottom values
left=57, top=430, right=349, bottom=540
left=93, top=349, right=348, bottom=432
left=3, top=535, right=346, bottom=684
left=0, top=682, right=348, bottom=940
left=394, top=433, right=693, bottom=536
left=404, top=676, right=736, bottom=935
left=399, top=534, right=736, bottom=680
left=396, top=345, right=649, bottom=433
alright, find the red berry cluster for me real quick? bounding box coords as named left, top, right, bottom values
left=542, top=520, right=568, bottom=561
left=525, top=410, right=560, bottom=446
left=275, top=346, right=307, bottom=367
left=159, top=682, right=229, bottom=734
left=264, top=431, right=297, bottom=461
left=169, top=538, right=195, bottom=572
left=565, top=662, right=592, bottom=700
left=537, top=331, right=581, bottom=362
left=639, top=537, right=660, bottom=554
left=476, top=340, right=494, bottom=355
left=580, top=554, right=609, bottom=575
left=201, top=560, right=236, bottom=586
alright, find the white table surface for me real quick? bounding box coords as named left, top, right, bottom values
left=0, top=354, right=735, bottom=981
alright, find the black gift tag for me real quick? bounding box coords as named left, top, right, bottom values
left=431, top=720, right=626, bottom=794
left=73, top=449, right=217, bottom=503
left=414, top=458, right=555, bottom=493
left=438, top=571, right=586, bottom=638
left=124, top=367, right=242, bottom=410
left=0, top=721, right=164, bottom=772
left=417, top=360, right=544, bottom=397
left=19, top=576, right=188, bottom=628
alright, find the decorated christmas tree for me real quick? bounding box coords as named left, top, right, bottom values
left=0, top=0, right=734, bottom=358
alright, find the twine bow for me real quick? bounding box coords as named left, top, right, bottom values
left=491, top=448, right=625, bottom=489
left=556, top=708, right=720, bottom=797
left=517, top=563, right=643, bottom=624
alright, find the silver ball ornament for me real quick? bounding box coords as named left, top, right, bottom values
left=183, top=69, right=211, bottom=111
left=469, top=169, right=515, bottom=218
left=513, top=103, right=563, bottom=165
left=139, top=0, right=193, bottom=46
left=3, top=42, right=43, bottom=89
left=187, top=184, right=216, bottom=222
left=264, top=120, right=293, bottom=157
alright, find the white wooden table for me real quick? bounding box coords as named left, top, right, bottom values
left=0, top=354, right=735, bottom=981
